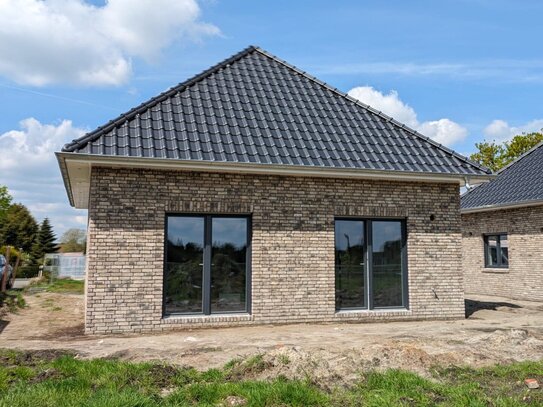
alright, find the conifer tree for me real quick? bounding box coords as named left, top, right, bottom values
left=38, top=218, right=57, bottom=255
left=20, top=218, right=58, bottom=277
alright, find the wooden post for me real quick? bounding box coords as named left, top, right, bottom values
left=1, top=246, right=11, bottom=293
left=9, top=248, right=21, bottom=288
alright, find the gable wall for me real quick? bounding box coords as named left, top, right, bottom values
left=462, top=206, right=543, bottom=301
left=85, top=167, right=464, bottom=334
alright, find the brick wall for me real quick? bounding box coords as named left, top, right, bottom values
left=85, top=167, right=464, bottom=334
left=462, top=205, right=543, bottom=301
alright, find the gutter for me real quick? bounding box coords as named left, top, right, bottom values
left=57, top=153, right=75, bottom=207
left=56, top=152, right=495, bottom=209
left=57, top=152, right=494, bottom=183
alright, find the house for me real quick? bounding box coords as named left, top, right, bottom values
left=461, top=141, right=543, bottom=301
left=57, top=46, right=492, bottom=334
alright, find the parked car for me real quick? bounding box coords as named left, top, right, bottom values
left=0, top=254, right=13, bottom=289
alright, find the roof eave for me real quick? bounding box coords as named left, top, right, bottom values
left=57, top=152, right=494, bottom=209
left=461, top=199, right=543, bottom=214
left=56, top=152, right=75, bottom=207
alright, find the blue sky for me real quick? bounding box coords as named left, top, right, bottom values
left=1, top=0, right=542, bottom=236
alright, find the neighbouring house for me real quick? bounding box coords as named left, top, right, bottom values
left=461, top=142, right=543, bottom=301
left=57, top=46, right=491, bottom=334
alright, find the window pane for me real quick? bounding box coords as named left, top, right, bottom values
left=372, top=221, right=403, bottom=307
left=335, top=220, right=365, bottom=309
left=500, top=235, right=509, bottom=266
left=487, top=236, right=498, bottom=266
left=165, top=216, right=204, bottom=314
left=211, top=218, right=248, bottom=313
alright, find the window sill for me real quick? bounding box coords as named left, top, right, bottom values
left=335, top=308, right=411, bottom=318
left=162, top=313, right=253, bottom=324
left=482, top=267, right=509, bottom=274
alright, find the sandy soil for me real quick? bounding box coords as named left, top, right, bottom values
left=1, top=291, right=543, bottom=385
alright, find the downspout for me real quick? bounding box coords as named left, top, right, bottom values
left=464, top=176, right=472, bottom=191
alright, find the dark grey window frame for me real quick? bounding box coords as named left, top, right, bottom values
left=163, top=213, right=252, bottom=317
left=483, top=233, right=509, bottom=269
left=335, top=217, right=409, bottom=311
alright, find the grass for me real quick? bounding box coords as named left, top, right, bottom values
left=41, top=298, right=63, bottom=312
left=278, top=354, right=290, bottom=365
left=27, top=278, right=85, bottom=295
left=0, top=349, right=542, bottom=406
left=0, top=291, right=26, bottom=314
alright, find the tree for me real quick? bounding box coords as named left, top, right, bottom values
left=502, top=132, right=543, bottom=165
left=0, top=185, right=12, bottom=223
left=37, top=218, right=57, bottom=255
left=21, top=241, right=43, bottom=277
left=469, top=141, right=506, bottom=173
left=0, top=203, right=38, bottom=252
left=470, top=131, right=543, bottom=172
left=20, top=218, right=58, bottom=277
left=59, top=228, right=86, bottom=253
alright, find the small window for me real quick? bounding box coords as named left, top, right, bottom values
left=484, top=234, right=508, bottom=268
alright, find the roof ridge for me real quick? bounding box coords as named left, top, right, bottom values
left=252, top=47, right=491, bottom=175
left=62, top=45, right=259, bottom=152
left=495, top=139, right=543, bottom=175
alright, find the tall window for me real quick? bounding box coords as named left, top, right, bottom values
left=335, top=218, right=407, bottom=310
left=484, top=234, right=508, bottom=268
left=164, top=215, right=250, bottom=316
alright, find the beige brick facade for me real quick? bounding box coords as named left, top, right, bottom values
left=462, top=205, right=543, bottom=301
left=85, top=167, right=465, bottom=334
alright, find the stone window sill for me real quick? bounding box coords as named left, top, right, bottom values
left=334, top=308, right=411, bottom=318
left=482, top=267, right=509, bottom=274
left=162, top=313, right=252, bottom=324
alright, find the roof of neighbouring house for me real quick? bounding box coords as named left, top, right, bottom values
left=461, top=141, right=543, bottom=212
left=61, top=46, right=490, bottom=177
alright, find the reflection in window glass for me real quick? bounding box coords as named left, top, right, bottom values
left=500, top=235, right=509, bottom=265
left=484, top=234, right=508, bottom=268
left=372, top=221, right=403, bottom=308
left=335, top=220, right=365, bottom=309
left=487, top=235, right=498, bottom=266
left=211, top=218, right=247, bottom=313
left=165, top=217, right=204, bottom=314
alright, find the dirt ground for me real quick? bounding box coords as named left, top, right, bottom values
left=1, top=291, right=543, bottom=386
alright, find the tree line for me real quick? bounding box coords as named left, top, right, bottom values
left=0, top=185, right=86, bottom=277
left=469, top=131, right=543, bottom=172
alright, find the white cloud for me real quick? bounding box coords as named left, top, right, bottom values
left=417, top=119, right=468, bottom=146
left=348, top=87, right=418, bottom=128
left=320, top=62, right=465, bottom=77
left=483, top=119, right=543, bottom=142
left=0, top=0, right=219, bottom=86
left=348, top=86, right=467, bottom=147
left=0, top=118, right=87, bottom=237
left=315, top=60, right=543, bottom=84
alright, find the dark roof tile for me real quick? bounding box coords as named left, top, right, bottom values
left=62, top=46, right=489, bottom=177
left=461, top=142, right=543, bottom=209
